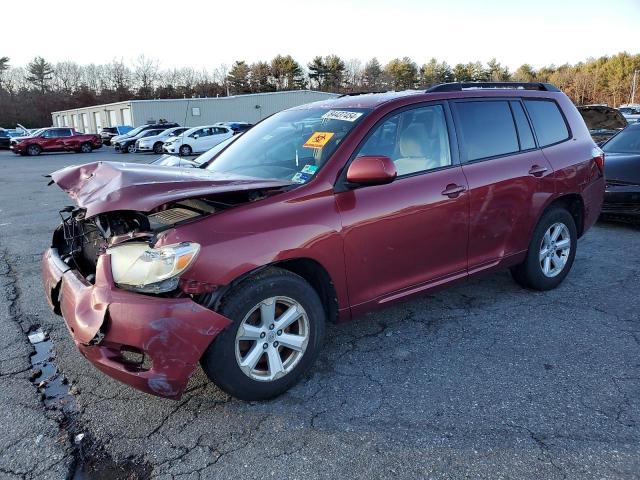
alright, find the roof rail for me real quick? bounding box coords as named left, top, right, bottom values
left=338, top=91, right=388, bottom=97
left=426, top=82, right=560, bottom=93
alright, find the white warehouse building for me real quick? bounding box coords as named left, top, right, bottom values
left=51, top=90, right=339, bottom=134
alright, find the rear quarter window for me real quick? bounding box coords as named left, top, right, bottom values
left=523, top=99, right=570, bottom=147
left=454, top=100, right=519, bottom=162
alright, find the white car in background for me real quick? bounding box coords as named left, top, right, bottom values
left=163, top=125, right=233, bottom=156
left=135, top=126, right=189, bottom=153
left=618, top=105, right=640, bottom=124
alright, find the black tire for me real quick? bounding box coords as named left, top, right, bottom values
left=179, top=144, right=192, bottom=156
left=153, top=142, right=164, bottom=154
left=200, top=267, right=326, bottom=400
left=26, top=144, right=41, bottom=156
left=80, top=142, right=92, bottom=153
left=510, top=207, right=577, bottom=291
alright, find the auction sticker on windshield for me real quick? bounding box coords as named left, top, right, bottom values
left=321, top=110, right=363, bottom=122
left=304, top=132, right=334, bottom=149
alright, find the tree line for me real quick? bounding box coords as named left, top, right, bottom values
left=0, top=52, right=638, bottom=127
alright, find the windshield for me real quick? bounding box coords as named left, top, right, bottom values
left=206, top=107, right=369, bottom=183
left=30, top=128, right=47, bottom=137
left=603, top=127, right=640, bottom=154
left=193, top=136, right=237, bottom=165
left=124, top=125, right=148, bottom=137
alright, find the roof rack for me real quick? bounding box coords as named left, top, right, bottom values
left=426, top=82, right=560, bottom=93
left=338, top=91, right=388, bottom=97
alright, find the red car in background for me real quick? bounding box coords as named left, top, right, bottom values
left=42, top=82, right=604, bottom=401
left=11, top=127, right=102, bottom=156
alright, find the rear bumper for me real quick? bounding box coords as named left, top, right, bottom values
left=41, top=248, right=231, bottom=399
left=602, top=184, right=640, bottom=218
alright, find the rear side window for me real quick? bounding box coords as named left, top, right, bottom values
left=523, top=100, right=569, bottom=147
left=454, top=101, right=519, bottom=162
left=510, top=101, right=536, bottom=150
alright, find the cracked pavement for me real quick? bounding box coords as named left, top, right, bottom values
left=0, top=149, right=638, bottom=479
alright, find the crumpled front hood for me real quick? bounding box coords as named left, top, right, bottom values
left=50, top=161, right=292, bottom=217
left=578, top=106, right=628, bottom=132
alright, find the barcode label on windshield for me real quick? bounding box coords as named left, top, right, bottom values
left=321, top=110, right=363, bottom=122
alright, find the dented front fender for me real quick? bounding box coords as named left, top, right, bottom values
left=42, top=248, right=232, bottom=399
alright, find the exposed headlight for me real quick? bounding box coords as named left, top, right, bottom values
left=107, top=242, right=200, bottom=293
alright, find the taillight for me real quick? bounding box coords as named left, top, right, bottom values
left=592, top=146, right=604, bottom=174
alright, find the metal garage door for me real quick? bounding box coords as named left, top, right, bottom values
left=108, top=110, right=117, bottom=127
left=121, top=108, right=132, bottom=126
left=81, top=113, right=90, bottom=133
left=94, top=112, right=102, bottom=132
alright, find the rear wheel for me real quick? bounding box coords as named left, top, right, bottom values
left=179, top=144, right=192, bottom=156
left=510, top=207, right=577, bottom=291
left=200, top=268, right=325, bottom=400
left=27, top=144, right=41, bottom=156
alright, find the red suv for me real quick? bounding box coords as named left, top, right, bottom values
left=42, top=82, right=604, bottom=401
left=11, top=127, right=102, bottom=156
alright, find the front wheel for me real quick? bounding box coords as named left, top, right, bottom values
left=179, top=144, right=192, bottom=156
left=200, top=268, right=325, bottom=400
left=80, top=142, right=92, bottom=153
left=510, top=207, right=577, bottom=291
left=27, top=144, right=41, bottom=156
left=127, top=144, right=136, bottom=154
left=153, top=142, right=164, bottom=154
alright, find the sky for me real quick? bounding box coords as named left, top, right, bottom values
left=2, top=0, right=639, bottom=71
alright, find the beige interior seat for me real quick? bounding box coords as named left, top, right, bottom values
left=394, top=123, right=435, bottom=175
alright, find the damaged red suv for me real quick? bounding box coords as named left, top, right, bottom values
left=42, top=82, right=605, bottom=401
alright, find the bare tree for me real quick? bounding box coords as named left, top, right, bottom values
left=133, top=55, right=160, bottom=98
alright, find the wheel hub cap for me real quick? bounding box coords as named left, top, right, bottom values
left=235, top=296, right=309, bottom=382
left=539, top=222, right=571, bottom=278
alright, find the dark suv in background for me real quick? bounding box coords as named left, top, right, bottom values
left=43, top=82, right=604, bottom=401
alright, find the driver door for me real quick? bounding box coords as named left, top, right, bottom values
left=335, top=103, right=469, bottom=310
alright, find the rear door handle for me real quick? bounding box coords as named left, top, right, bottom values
left=441, top=184, right=466, bottom=198
left=528, top=165, right=548, bottom=177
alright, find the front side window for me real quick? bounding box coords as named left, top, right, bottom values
left=206, top=107, right=369, bottom=183
left=356, top=104, right=452, bottom=176
left=454, top=101, right=519, bottom=162
left=42, top=130, right=57, bottom=138
left=524, top=99, right=569, bottom=147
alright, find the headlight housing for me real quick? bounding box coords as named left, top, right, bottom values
left=108, top=242, right=200, bottom=293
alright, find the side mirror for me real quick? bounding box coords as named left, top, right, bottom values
left=193, top=134, right=200, bottom=139
left=346, top=155, right=397, bottom=186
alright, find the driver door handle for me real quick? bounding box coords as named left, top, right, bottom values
left=441, top=184, right=466, bottom=198
left=528, top=165, right=548, bottom=177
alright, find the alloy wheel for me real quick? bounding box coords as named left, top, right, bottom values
left=539, top=222, right=571, bottom=278
left=235, top=296, right=309, bottom=382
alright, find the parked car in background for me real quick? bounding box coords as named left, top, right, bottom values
left=215, top=121, right=253, bottom=135
left=577, top=105, right=628, bottom=143
left=150, top=135, right=238, bottom=168
left=42, top=82, right=604, bottom=401
left=618, top=105, right=640, bottom=124
left=600, top=123, right=640, bottom=221
left=136, top=127, right=189, bottom=154
left=113, top=128, right=166, bottom=154
left=100, top=126, right=133, bottom=145
left=163, top=125, right=233, bottom=155
left=0, top=129, right=11, bottom=149
left=111, top=122, right=180, bottom=145
left=11, top=127, right=102, bottom=156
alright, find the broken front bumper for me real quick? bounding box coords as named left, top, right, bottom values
left=41, top=248, right=231, bottom=400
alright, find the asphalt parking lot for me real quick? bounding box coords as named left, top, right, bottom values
left=0, top=147, right=639, bottom=480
